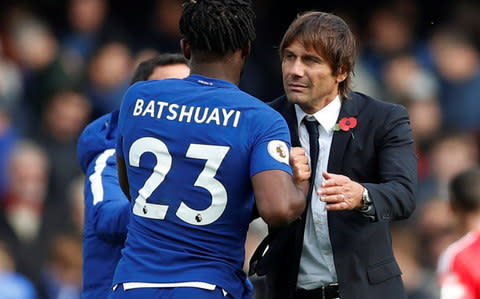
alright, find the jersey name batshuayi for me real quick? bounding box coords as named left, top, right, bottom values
left=113, top=74, right=292, bottom=299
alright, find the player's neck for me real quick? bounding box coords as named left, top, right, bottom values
left=457, top=213, right=480, bottom=236
left=189, top=52, right=244, bottom=86
left=466, top=214, right=480, bottom=234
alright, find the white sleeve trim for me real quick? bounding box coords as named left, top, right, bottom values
left=122, top=281, right=216, bottom=291
left=89, top=148, right=116, bottom=205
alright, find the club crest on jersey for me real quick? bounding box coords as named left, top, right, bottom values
left=267, top=140, right=289, bottom=164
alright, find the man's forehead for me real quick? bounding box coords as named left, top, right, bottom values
left=285, top=41, right=324, bottom=57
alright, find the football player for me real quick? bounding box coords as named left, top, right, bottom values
left=110, top=1, right=308, bottom=298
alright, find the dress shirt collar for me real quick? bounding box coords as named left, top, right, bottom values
left=294, top=95, right=342, bottom=133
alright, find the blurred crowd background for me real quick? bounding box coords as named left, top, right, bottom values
left=0, top=0, right=479, bottom=298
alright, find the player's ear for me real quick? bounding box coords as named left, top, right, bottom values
left=180, top=39, right=191, bottom=60
left=241, top=41, right=251, bottom=57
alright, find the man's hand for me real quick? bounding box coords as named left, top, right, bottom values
left=290, top=147, right=310, bottom=194
left=319, top=171, right=364, bottom=210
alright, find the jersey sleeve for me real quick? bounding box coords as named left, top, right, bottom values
left=89, top=152, right=130, bottom=243
left=249, top=110, right=293, bottom=177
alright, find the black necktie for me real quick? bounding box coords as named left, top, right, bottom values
left=304, top=117, right=319, bottom=201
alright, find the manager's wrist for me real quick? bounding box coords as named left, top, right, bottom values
left=357, top=187, right=374, bottom=215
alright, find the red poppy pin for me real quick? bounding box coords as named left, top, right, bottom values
left=333, top=117, right=357, bottom=138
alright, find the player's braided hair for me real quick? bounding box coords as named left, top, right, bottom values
left=180, top=0, right=256, bottom=56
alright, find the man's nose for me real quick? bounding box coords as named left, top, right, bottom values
left=289, top=59, right=305, bottom=77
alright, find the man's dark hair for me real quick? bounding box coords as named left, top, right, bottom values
left=179, top=0, right=256, bottom=56
left=450, top=167, right=480, bottom=213
left=279, top=11, right=357, bottom=99
left=130, top=53, right=187, bottom=84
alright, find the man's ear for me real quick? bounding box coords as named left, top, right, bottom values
left=180, top=39, right=191, bottom=60
left=336, top=67, right=348, bottom=83
left=241, top=41, right=251, bottom=57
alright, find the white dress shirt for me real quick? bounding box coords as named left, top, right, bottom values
left=295, top=95, right=341, bottom=289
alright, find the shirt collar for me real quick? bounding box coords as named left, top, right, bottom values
left=184, top=74, right=238, bottom=89
left=294, top=95, right=342, bottom=133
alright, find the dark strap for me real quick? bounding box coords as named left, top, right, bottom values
left=248, top=231, right=276, bottom=276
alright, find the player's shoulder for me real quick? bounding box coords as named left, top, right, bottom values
left=252, top=103, right=287, bottom=132
left=438, top=232, right=480, bottom=274
left=241, top=91, right=285, bottom=117
left=125, top=79, right=185, bottom=97
left=77, top=110, right=119, bottom=173
left=130, top=79, right=180, bottom=88
left=125, top=80, right=148, bottom=93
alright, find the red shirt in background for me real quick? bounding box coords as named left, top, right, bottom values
left=438, top=231, right=480, bottom=299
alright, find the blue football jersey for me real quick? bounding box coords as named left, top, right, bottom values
left=114, top=75, right=292, bottom=299
left=77, top=110, right=131, bottom=299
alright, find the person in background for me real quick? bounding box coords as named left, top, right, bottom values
left=77, top=52, right=189, bottom=299
left=0, top=241, right=37, bottom=299
left=0, top=140, right=51, bottom=294
left=85, top=41, right=133, bottom=119
left=391, top=224, right=439, bottom=299
left=111, top=0, right=307, bottom=298
left=429, top=27, right=480, bottom=133
left=437, top=167, right=480, bottom=299
left=249, top=11, right=417, bottom=299
left=128, top=53, right=189, bottom=84
left=35, top=90, right=91, bottom=207
left=416, top=131, right=479, bottom=203
left=415, top=198, right=458, bottom=273
left=41, top=233, right=82, bottom=299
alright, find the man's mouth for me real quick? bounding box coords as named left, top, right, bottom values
left=287, top=83, right=307, bottom=92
